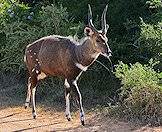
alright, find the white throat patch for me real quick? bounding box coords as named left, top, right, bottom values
left=91, top=52, right=100, bottom=59
left=75, top=63, right=88, bottom=71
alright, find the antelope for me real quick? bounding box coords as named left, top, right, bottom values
left=24, top=4, right=111, bottom=126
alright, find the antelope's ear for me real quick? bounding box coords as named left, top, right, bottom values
left=84, top=27, right=94, bottom=36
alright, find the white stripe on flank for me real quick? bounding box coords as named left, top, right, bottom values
left=32, top=68, right=35, bottom=72
left=36, top=70, right=39, bottom=74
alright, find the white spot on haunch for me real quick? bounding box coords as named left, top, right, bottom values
left=75, top=63, right=88, bottom=71
left=34, top=53, right=36, bottom=55
left=36, top=59, right=38, bottom=61
left=37, top=72, right=46, bottom=80
left=30, top=56, right=33, bottom=58
left=36, top=70, right=39, bottom=74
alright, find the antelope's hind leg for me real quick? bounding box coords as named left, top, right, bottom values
left=64, top=79, right=72, bottom=121
left=25, top=75, right=38, bottom=119
left=30, top=76, right=38, bottom=119
left=25, top=71, right=38, bottom=119
left=25, top=77, right=32, bottom=109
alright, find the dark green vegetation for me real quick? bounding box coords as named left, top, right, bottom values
left=0, top=0, right=162, bottom=126
left=113, top=60, right=162, bottom=125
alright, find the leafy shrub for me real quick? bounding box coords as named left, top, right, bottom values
left=114, top=60, right=162, bottom=125
left=0, top=0, right=82, bottom=72
left=18, top=0, right=162, bottom=68
left=137, top=18, right=162, bottom=70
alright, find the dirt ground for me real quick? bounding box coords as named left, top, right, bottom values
left=1, top=74, right=162, bottom=131
left=0, top=106, right=131, bottom=132
left=1, top=105, right=162, bottom=131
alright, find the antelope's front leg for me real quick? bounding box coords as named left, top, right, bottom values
left=71, top=80, right=85, bottom=126
left=64, top=79, right=71, bottom=121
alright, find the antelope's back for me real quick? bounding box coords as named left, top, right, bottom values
left=25, top=36, right=79, bottom=78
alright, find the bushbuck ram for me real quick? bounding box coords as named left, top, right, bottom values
left=24, top=4, right=112, bottom=126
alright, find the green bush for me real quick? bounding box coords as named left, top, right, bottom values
left=0, top=0, right=82, bottom=72
left=17, top=0, right=162, bottom=69
left=114, top=60, right=162, bottom=125
left=137, top=18, right=162, bottom=69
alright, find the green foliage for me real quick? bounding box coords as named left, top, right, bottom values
left=114, top=61, right=162, bottom=125
left=58, top=0, right=162, bottom=68
left=15, top=0, right=162, bottom=69
left=146, top=0, right=162, bottom=11
left=111, top=0, right=161, bottom=65
left=137, top=18, right=162, bottom=67
left=0, top=0, right=82, bottom=72
left=1, top=0, right=161, bottom=72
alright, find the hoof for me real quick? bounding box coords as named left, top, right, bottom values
left=24, top=102, right=29, bottom=109
left=66, top=114, right=71, bottom=121
left=33, top=115, right=36, bottom=119
left=80, top=112, right=85, bottom=126
left=67, top=117, right=71, bottom=121
left=24, top=105, right=28, bottom=109
left=81, top=120, right=85, bottom=126
left=32, top=113, right=37, bottom=119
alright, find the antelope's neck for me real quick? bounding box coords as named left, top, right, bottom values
left=74, top=37, right=100, bottom=67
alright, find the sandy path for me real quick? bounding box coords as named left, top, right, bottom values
left=0, top=106, right=132, bottom=132
left=0, top=106, right=162, bottom=132
left=0, top=75, right=162, bottom=132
